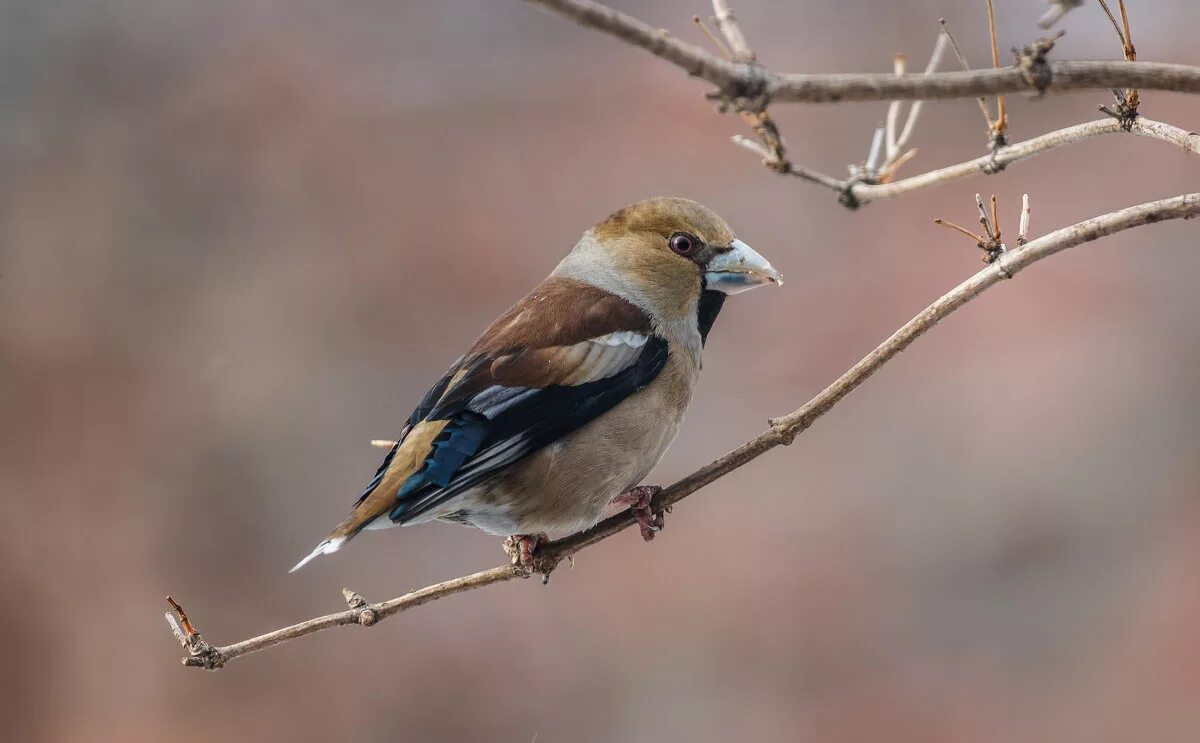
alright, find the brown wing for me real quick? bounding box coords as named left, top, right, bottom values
left=343, top=276, right=667, bottom=530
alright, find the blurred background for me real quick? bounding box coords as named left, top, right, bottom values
left=2, top=1, right=1199, bottom=741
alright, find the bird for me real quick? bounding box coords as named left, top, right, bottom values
left=291, top=197, right=781, bottom=573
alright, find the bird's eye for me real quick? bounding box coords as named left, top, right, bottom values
left=669, top=233, right=698, bottom=256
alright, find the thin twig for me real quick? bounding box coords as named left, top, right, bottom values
left=166, top=596, right=197, bottom=638
left=729, top=134, right=844, bottom=191
left=990, top=194, right=1001, bottom=242
left=933, top=218, right=986, bottom=243
left=985, top=0, right=1008, bottom=141
left=691, top=15, right=731, bottom=59
left=168, top=193, right=1200, bottom=669
left=886, top=53, right=906, bottom=159
left=1118, top=0, right=1135, bottom=60
left=865, top=124, right=886, bottom=174
left=895, top=31, right=950, bottom=151
left=730, top=133, right=771, bottom=159
left=939, top=18, right=996, bottom=129
left=879, top=148, right=919, bottom=183
left=1097, top=0, right=1126, bottom=45
left=526, top=0, right=1200, bottom=102
left=976, top=193, right=996, bottom=240
left=1018, top=193, right=1032, bottom=245
left=711, top=0, right=754, bottom=63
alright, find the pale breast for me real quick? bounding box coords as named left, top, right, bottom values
left=438, top=348, right=700, bottom=537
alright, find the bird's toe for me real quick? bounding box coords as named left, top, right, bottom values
left=613, top=485, right=666, bottom=542
left=503, top=533, right=548, bottom=568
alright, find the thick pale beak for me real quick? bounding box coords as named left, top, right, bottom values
left=704, top=238, right=783, bottom=295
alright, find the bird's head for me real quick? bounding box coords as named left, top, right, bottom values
left=556, top=197, right=782, bottom=324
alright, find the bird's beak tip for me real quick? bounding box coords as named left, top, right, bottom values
left=704, top=238, right=783, bottom=295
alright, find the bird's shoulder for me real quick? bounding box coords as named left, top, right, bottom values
left=468, top=275, right=653, bottom=356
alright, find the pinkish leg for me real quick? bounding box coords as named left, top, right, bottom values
left=503, top=533, right=548, bottom=568
left=612, top=484, right=666, bottom=542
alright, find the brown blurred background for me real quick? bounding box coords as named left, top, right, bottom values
left=3, top=1, right=1199, bottom=741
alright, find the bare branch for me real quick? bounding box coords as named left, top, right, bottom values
left=167, top=193, right=1200, bottom=670
left=729, top=116, right=1198, bottom=207
left=527, top=0, right=1200, bottom=102
left=850, top=117, right=1200, bottom=205
left=729, top=135, right=845, bottom=191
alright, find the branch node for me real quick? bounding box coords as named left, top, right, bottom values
left=838, top=178, right=868, bottom=210
left=1013, top=31, right=1064, bottom=96
left=720, top=62, right=770, bottom=111
left=342, top=587, right=368, bottom=609
left=768, top=417, right=798, bottom=445
left=1099, top=92, right=1139, bottom=131
left=342, top=587, right=383, bottom=626
left=166, top=596, right=226, bottom=669
left=528, top=553, right=561, bottom=581
left=978, top=150, right=1007, bottom=175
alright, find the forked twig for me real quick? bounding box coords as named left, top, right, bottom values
left=1097, top=0, right=1140, bottom=124
left=935, top=192, right=1021, bottom=264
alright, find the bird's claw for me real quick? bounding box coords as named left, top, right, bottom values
left=613, top=485, right=665, bottom=542
left=503, top=533, right=547, bottom=569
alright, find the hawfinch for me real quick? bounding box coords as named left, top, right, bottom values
left=292, top=197, right=781, bottom=572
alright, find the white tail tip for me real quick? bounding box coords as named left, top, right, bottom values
left=289, top=536, right=345, bottom=573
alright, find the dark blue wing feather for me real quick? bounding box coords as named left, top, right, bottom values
left=383, top=336, right=668, bottom=524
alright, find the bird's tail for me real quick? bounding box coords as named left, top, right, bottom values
left=289, top=420, right=449, bottom=572
left=288, top=511, right=374, bottom=573
left=289, top=535, right=346, bottom=573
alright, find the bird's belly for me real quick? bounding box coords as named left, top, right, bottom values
left=437, top=356, right=696, bottom=537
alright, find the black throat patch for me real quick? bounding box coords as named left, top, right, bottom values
left=696, top=289, right=726, bottom=345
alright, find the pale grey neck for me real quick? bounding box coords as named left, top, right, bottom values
left=552, top=234, right=703, bottom=365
